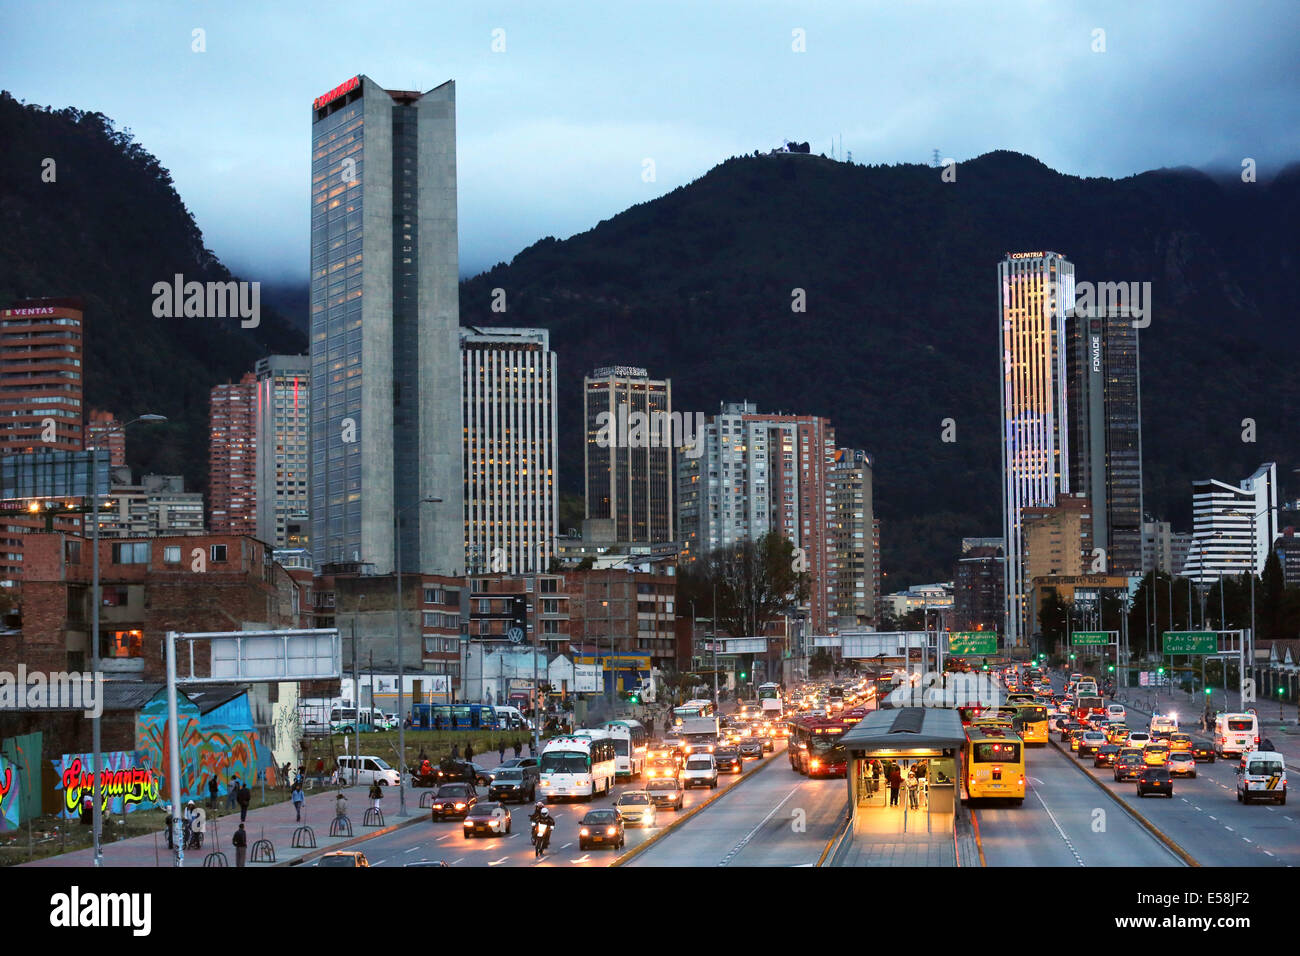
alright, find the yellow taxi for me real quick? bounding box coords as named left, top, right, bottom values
left=1106, top=724, right=1129, bottom=745
left=1168, top=733, right=1193, bottom=754
left=1143, top=744, right=1170, bottom=766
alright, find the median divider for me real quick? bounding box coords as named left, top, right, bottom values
left=611, top=746, right=784, bottom=867
left=1047, top=737, right=1200, bottom=867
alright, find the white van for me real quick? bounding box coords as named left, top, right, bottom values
left=1214, top=713, right=1259, bottom=757
left=494, top=706, right=533, bottom=730
left=336, top=755, right=400, bottom=787
left=1236, top=751, right=1287, bottom=805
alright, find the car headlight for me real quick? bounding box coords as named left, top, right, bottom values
left=606, top=826, right=617, bottom=835
left=580, top=827, right=589, bottom=836
left=454, top=803, right=466, bottom=810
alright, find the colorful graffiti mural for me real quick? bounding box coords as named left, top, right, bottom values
left=134, top=689, right=276, bottom=799
left=51, top=752, right=161, bottom=817
left=0, top=754, right=19, bottom=831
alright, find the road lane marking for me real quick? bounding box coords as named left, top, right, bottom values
left=1225, top=826, right=1234, bottom=832
left=1265, top=850, right=1275, bottom=856
left=717, top=783, right=802, bottom=867
left=571, top=854, right=591, bottom=863
left=374, top=859, right=387, bottom=865
left=1209, top=816, right=1217, bottom=821
left=488, top=857, right=508, bottom=865
left=1243, top=838, right=1252, bottom=843
left=404, top=846, right=419, bottom=853
left=1033, top=786, right=1085, bottom=866
left=561, top=843, right=573, bottom=849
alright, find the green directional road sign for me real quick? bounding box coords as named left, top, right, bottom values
left=948, top=632, right=997, bottom=655
left=1162, top=631, right=1216, bottom=655
left=1071, top=631, right=1111, bottom=646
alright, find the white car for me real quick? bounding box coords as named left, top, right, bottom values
left=681, top=754, right=719, bottom=789
left=1106, top=704, right=1126, bottom=722
left=1128, top=732, right=1152, bottom=748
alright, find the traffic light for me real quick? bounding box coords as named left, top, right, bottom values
left=1157, top=667, right=1165, bottom=675
left=1070, top=653, right=1076, bottom=661
left=1204, top=687, right=1212, bottom=696
left=740, top=672, right=747, bottom=680
left=1108, top=665, right=1115, bottom=673
left=628, top=690, right=640, bottom=704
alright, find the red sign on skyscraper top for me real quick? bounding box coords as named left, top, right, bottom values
left=313, top=75, right=360, bottom=111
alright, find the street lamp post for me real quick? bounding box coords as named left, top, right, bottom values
left=393, top=495, right=441, bottom=818
left=89, top=413, right=166, bottom=866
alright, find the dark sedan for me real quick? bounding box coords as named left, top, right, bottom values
left=578, top=809, right=625, bottom=851
left=713, top=747, right=744, bottom=773
left=429, top=783, right=477, bottom=820
left=1092, top=745, right=1120, bottom=768
left=1113, top=755, right=1144, bottom=781
left=738, top=738, right=764, bottom=760
left=462, top=801, right=512, bottom=838
left=434, top=760, right=493, bottom=787
left=1190, top=743, right=1217, bottom=763
left=1137, top=767, right=1173, bottom=798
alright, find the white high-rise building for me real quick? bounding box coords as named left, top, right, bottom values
left=998, top=251, right=1075, bottom=646
left=1183, top=462, right=1279, bottom=584
left=255, top=354, right=311, bottom=549
left=461, top=328, right=558, bottom=574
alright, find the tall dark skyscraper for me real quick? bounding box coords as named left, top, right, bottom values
left=309, top=75, right=462, bottom=574
left=1066, top=308, right=1144, bottom=574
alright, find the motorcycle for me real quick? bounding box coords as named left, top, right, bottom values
left=532, top=819, right=552, bottom=857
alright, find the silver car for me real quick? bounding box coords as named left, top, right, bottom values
left=613, top=791, right=658, bottom=827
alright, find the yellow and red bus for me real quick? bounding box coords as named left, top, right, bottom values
left=963, top=726, right=1025, bottom=804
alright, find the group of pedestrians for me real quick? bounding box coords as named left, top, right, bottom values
left=864, top=759, right=928, bottom=808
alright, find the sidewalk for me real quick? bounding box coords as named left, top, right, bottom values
left=830, top=804, right=957, bottom=867
left=1114, top=682, right=1300, bottom=771
left=23, top=749, right=518, bottom=868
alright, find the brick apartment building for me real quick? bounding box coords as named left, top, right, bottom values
left=565, top=567, right=675, bottom=670
left=208, top=372, right=257, bottom=534
left=16, top=531, right=305, bottom=679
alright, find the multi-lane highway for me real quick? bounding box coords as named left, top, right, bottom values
left=298, top=675, right=1299, bottom=868
left=339, top=745, right=787, bottom=868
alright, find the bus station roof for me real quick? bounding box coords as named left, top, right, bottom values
left=839, top=707, right=966, bottom=752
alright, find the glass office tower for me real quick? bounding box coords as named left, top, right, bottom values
left=309, top=75, right=462, bottom=574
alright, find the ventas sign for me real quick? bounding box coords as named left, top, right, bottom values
left=314, top=75, right=360, bottom=110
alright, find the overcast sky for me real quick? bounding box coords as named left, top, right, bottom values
left=4, top=0, right=1297, bottom=281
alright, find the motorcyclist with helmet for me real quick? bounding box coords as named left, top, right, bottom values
left=529, top=801, right=553, bottom=856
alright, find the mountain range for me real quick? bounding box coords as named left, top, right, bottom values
left=4, top=90, right=1298, bottom=586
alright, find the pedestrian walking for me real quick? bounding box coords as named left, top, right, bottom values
left=281, top=762, right=291, bottom=790
left=906, top=770, right=920, bottom=809
left=434, top=714, right=442, bottom=732
left=207, top=775, right=218, bottom=810
left=451, top=743, right=460, bottom=760
left=888, top=766, right=903, bottom=807
left=527, top=739, right=534, bottom=757
left=335, top=791, right=348, bottom=820
left=513, top=739, right=522, bottom=758
left=182, top=802, right=195, bottom=848
left=369, top=780, right=383, bottom=811
left=232, top=823, right=247, bottom=867
left=226, top=775, right=240, bottom=810
left=465, top=741, right=475, bottom=762
left=237, top=781, right=252, bottom=822
left=164, top=805, right=177, bottom=849
left=291, top=782, right=305, bottom=822
left=498, top=740, right=506, bottom=762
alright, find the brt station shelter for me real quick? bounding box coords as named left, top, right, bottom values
left=838, top=707, right=967, bottom=840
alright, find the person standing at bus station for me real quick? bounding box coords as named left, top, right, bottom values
left=888, top=765, right=903, bottom=806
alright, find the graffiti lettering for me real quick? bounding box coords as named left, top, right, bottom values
left=61, top=757, right=160, bottom=814
left=0, top=766, right=10, bottom=801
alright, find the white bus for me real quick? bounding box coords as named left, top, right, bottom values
left=600, top=720, right=648, bottom=780
left=1215, top=712, right=1260, bottom=757
left=673, top=699, right=716, bottom=726
left=539, top=732, right=618, bottom=801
